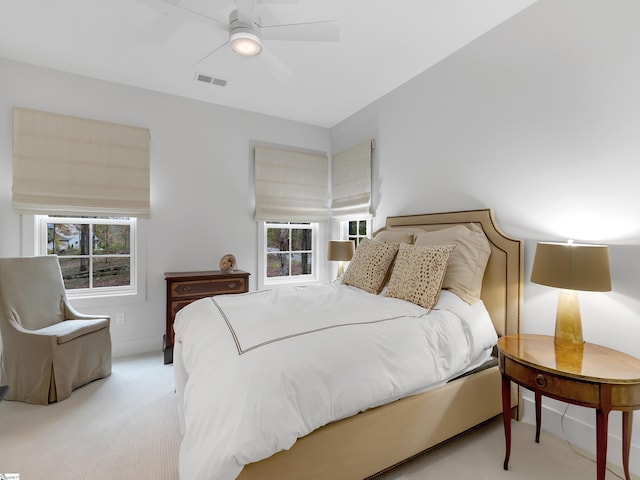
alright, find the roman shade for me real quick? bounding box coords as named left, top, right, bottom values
left=254, top=146, right=329, bottom=222
left=331, top=139, right=373, bottom=218
left=12, top=107, right=151, bottom=218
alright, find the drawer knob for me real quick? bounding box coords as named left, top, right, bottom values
left=183, top=285, right=192, bottom=292
left=228, top=282, right=237, bottom=288
left=535, top=374, right=547, bottom=387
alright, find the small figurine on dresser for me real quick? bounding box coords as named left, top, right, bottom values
left=219, top=254, right=237, bottom=272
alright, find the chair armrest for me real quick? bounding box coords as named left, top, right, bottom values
left=63, top=298, right=111, bottom=324
left=3, top=315, right=57, bottom=347
left=6, top=315, right=52, bottom=336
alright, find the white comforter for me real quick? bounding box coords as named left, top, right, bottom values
left=174, top=283, right=497, bottom=480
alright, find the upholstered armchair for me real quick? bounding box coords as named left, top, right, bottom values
left=0, top=256, right=111, bottom=405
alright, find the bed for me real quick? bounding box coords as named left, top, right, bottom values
left=173, top=209, right=523, bottom=480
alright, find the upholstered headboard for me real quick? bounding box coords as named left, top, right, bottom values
left=379, top=209, right=523, bottom=337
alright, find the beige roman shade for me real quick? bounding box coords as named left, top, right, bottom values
left=12, top=107, right=151, bottom=218
left=254, top=146, right=329, bottom=222
left=331, top=139, right=373, bottom=218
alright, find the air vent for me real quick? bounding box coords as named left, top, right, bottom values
left=195, top=72, right=228, bottom=87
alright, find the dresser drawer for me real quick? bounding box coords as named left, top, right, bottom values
left=503, top=357, right=600, bottom=406
left=170, top=299, right=196, bottom=319
left=170, top=277, right=247, bottom=298
left=164, top=270, right=250, bottom=364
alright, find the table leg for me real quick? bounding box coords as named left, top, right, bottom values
left=535, top=391, right=542, bottom=443
left=595, top=408, right=610, bottom=480
left=622, top=411, right=633, bottom=480
left=501, top=375, right=511, bottom=470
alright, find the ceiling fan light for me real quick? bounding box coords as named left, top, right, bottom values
left=230, top=32, right=262, bottom=57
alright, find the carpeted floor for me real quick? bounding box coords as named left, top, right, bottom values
left=0, top=351, right=636, bottom=480
left=0, top=353, right=180, bottom=480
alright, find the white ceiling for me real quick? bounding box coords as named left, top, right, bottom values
left=0, top=0, right=537, bottom=127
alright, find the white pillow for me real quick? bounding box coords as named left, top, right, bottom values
left=373, top=230, right=414, bottom=244
left=413, top=224, right=491, bottom=304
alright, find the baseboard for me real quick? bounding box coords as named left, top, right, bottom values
left=521, top=392, right=640, bottom=477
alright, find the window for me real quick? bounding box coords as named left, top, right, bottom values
left=344, top=219, right=371, bottom=247
left=254, top=145, right=327, bottom=289
left=262, top=222, right=317, bottom=284
left=36, top=216, right=136, bottom=297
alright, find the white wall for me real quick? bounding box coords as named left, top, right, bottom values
left=331, top=0, right=640, bottom=474
left=0, top=57, right=331, bottom=356
left=3, top=0, right=640, bottom=473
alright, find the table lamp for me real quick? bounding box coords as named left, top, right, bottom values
left=531, top=241, right=611, bottom=347
left=327, top=240, right=355, bottom=277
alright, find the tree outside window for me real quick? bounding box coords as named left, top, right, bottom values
left=348, top=219, right=369, bottom=247
left=41, top=216, right=134, bottom=292
left=265, top=222, right=314, bottom=279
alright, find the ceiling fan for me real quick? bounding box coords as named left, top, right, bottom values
left=141, top=0, right=339, bottom=79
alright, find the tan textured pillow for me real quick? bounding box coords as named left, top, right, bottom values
left=413, top=224, right=491, bottom=304
left=373, top=230, right=414, bottom=244
left=384, top=243, right=455, bottom=309
left=342, top=238, right=399, bottom=294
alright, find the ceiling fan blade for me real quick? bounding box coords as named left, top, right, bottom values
left=236, top=0, right=258, bottom=25
left=208, top=0, right=235, bottom=8
left=261, top=20, right=339, bottom=42
left=204, top=0, right=291, bottom=8
left=191, top=40, right=231, bottom=68
left=260, top=46, right=295, bottom=83
left=138, top=0, right=228, bottom=31
left=137, top=0, right=184, bottom=9
left=134, top=1, right=183, bottom=44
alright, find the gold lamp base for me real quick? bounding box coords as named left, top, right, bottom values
left=554, top=290, right=585, bottom=347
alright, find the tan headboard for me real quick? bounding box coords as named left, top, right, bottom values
left=380, top=209, right=523, bottom=337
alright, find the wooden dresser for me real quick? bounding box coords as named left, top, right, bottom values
left=164, top=270, right=250, bottom=364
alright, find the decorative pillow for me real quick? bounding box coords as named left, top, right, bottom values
left=413, top=224, right=491, bottom=304
left=384, top=243, right=455, bottom=310
left=342, top=238, right=399, bottom=294
left=373, top=230, right=414, bottom=245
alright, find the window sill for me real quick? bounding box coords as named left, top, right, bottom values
left=263, top=278, right=322, bottom=289
left=67, top=290, right=145, bottom=309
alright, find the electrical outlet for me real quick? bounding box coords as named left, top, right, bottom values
left=115, top=312, right=125, bottom=325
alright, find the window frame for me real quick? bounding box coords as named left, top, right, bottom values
left=28, top=215, right=145, bottom=306
left=340, top=218, right=371, bottom=246
left=258, top=221, right=320, bottom=289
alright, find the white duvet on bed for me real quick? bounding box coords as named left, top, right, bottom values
left=174, top=283, right=497, bottom=480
